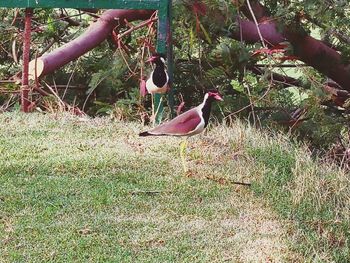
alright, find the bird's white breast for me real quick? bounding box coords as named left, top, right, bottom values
left=146, top=71, right=169, bottom=94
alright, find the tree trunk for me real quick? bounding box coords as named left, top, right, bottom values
left=229, top=1, right=350, bottom=90
left=29, top=9, right=154, bottom=78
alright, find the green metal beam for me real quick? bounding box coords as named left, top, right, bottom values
left=0, top=0, right=159, bottom=10
left=166, top=0, right=175, bottom=118
left=154, top=0, right=169, bottom=123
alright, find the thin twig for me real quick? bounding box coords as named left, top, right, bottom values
left=10, top=9, right=20, bottom=26
left=118, top=47, right=136, bottom=74
left=117, top=17, right=157, bottom=40
left=246, top=0, right=267, bottom=48
left=62, top=59, right=80, bottom=100
left=130, top=190, right=169, bottom=195
left=205, top=176, right=251, bottom=186
left=42, top=80, right=66, bottom=107
left=39, top=24, right=70, bottom=56
left=254, top=64, right=309, bottom=68
left=245, top=77, right=256, bottom=126
left=224, top=85, right=271, bottom=119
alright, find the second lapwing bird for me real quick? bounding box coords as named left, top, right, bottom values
left=146, top=53, right=169, bottom=94
left=139, top=90, right=223, bottom=137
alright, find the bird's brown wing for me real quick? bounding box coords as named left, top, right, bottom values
left=148, top=107, right=201, bottom=136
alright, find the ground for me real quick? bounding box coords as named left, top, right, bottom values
left=2, top=112, right=346, bottom=262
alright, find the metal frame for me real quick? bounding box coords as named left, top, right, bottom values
left=0, top=0, right=173, bottom=119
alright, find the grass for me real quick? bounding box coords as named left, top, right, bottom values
left=0, top=112, right=349, bottom=262
left=248, top=137, right=350, bottom=262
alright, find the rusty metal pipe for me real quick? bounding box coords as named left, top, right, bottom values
left=21, top=8, right=33, bottom=112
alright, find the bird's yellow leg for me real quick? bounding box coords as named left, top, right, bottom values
left=151, top=94, right=155, bottom=127
left=180, top=138, right=188, bottom=175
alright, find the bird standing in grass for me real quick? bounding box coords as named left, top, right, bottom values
left=145, top=53, right=169, bottom=124
left=146, top=53, right=169, bottom=95
left=139, top=90, right=223, bottom=137
left=139, top=90, right=223, bottom=173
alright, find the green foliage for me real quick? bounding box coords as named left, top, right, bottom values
left=87, top=56, right=126, bottom=96
left=0, top=1, right=349, bottom=149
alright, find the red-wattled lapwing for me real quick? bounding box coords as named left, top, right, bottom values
left=145, top=53, right=169, bottom=125
left=140, top=90, right=223, bottom=136
left=139, top=90, right=223, bottom=174
left=146, top=53, right=169, bottom=95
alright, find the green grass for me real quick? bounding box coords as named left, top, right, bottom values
left=248, top=139, right=350, bottom=262
left=0, top=112, right=349, bottom=262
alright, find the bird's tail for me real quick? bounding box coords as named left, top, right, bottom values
left=139, top=131, right=151, bottom=137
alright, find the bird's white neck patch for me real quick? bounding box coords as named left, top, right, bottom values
left=160, top=57, right=166, bottom=64
left=197, top=93, right=209, bottom=112
left=202, top=93, right=209, bottom=104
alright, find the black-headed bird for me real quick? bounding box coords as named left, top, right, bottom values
left=139, top=90, right=223, bottom=136
left=139, top=90, right=223, bottom=174
left=146, top=53, right=169, bottom=94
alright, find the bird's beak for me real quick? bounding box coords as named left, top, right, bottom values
left=215, top=94, right=224, bottom=101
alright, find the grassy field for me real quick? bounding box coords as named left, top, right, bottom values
left=0, top=112, right=349, bottom=262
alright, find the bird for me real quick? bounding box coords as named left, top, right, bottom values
left=139, top=90, right=223, bottom=137
left=139, top=90, right=223, bottom=174
left=145, top=53, right=169, bottom=94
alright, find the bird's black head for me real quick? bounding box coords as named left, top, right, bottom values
left=200, top=90, right=223, bottom=128
left=147, top=53, right=166, bottom=65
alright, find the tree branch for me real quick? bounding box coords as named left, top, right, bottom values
left=28, top=9, right=154, bottom=78
left=229, top=0, right=350, bottom=90
left=249, top=66, right=302, bottom=88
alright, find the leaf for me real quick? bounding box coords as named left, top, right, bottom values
left=231, top=79, right=244, bottom=92
left=176, top=101, right=185, bottom=116
left=11, top=40, right=18, bottom=64
left=47, top=16, right=56, bottom=34
left=87, top=68, right=113, bottom=95
left=205, top=66, right=226, bottom=79
left=94, top=101, right=113, bottom=115
left=199, top=22, right=212, bottom=44
left=189, top=27, right=195, bottom=50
